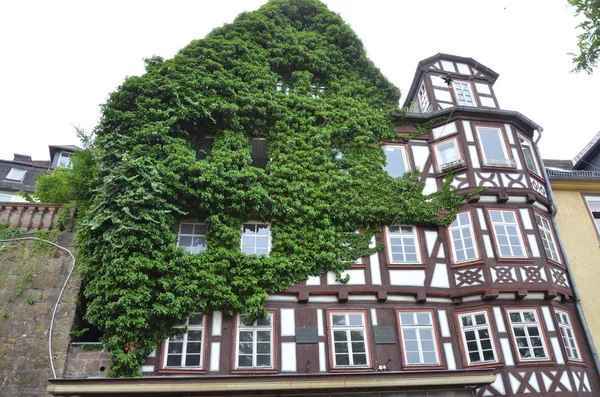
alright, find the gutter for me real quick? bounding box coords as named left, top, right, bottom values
left=394, top=106, right=543, bottom=134
left=534, top=128, right=600, bottom=376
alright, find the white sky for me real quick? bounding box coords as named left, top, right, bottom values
left=1, top=0, right=598, bottom=162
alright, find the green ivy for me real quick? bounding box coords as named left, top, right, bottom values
left=78, top=0, right=478, bottom=377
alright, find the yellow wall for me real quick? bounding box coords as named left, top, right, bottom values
left=552, top=183, right=600, bottom=349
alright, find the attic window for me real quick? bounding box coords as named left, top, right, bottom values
left=57, top=152, right=72, bottom=168
left=6, top=168, right=26, bottom=182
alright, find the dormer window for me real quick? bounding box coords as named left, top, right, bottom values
left=57, top=152, right=72, bottom=168
left=417, top=82, right=431, bottom=113
left=453, top=81, right=476, bottom=107
left=6, top=168, right=26, bottom=182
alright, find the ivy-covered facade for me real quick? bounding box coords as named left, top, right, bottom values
left=48, top=1, right=600, bottom=396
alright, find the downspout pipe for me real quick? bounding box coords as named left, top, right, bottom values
left=534, top=128, right=600, bottom=376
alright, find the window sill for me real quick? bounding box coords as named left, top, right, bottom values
left=547, top=259, right=566, bottom=269
left=158, top=369, right=206, bottom=375
left=481, top=165, right=517, bottom=171
left=400, top=364, right=445, bottom=371
left=434, top=165, right=467, bottom=177
left=330, top=367, right=373, bottom=373
left=231, top=369, right=278, bottom=374
left=465, top=361, right=503, bottom=369
left=450, top=259, right=484, bottom=269
left=515, top=360, right=555, bottom=367
left=566, top=359, right=587, bottom=367
left=495, top=257, right=533, bottom=263
left=527, top=170, right=546, bottom=183
left=387, top=263, right=426, bottom=269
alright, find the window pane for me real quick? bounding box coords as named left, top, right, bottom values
left=384, top=146, right=408, bottom=178
left=478, top=128, right=508, bottom=165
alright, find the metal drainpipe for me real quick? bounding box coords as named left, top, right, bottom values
left=534, top=128, right=600, bottom=375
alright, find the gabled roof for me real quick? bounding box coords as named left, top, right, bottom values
left=403, top=53, right=499, bottom=108
left=49, top=144, right=81, bottom=160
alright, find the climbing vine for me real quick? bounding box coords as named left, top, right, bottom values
left=78, top=0, right=477, bottom=377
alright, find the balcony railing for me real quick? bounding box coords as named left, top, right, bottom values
left=0, top=203, right=70, bottom=231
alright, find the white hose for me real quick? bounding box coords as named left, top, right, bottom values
left=0, top=236, right=76, bottom=379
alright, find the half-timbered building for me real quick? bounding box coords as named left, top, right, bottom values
left=49, top=55, right=600, bottom=397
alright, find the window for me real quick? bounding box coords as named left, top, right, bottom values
left=506, top=309, right=549, bottom=361
left=386, top=225, right=421, bottom=264
left=449, top=212, right=479, bottom=263
left=236, top=313, right=274, bottom=369
left=489, top=210, right=527, bottom=258
left=555, top=310, right=582, bottom=361
left=584, top=196, right=600, bottom=236
left=57, top=151, right=72, bottom=168
left=476, top=127, right=512, bottom=167
left=164, top=314, right=205, bottom=368
left=383, top=145, right=409, bottom=178
left=433, top=138, right=464, bottom=172
left=397, top=311, right=440, bottom=366
left=535, top=214, right=560, bottom=263
left=5, top=168, right=26, bottom=182
left=417, top=82, right=432, bottom=113
left=518, top=135, right=540, bottom=175
left=329, top=311, right=369, bottom=367
left=0, top=194, right=12, bottom=202
left=458, top=311, right=497, bottom=365
left=453, top=81, right=475, bottom=107
left=241, top=223, right=270, bottom=255
left=178, top=223, right=207, bottom=254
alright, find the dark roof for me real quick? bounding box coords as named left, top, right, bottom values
left=403, top=53, right=499, bottom=108
left=0, top=160, right=49, bottom=193
left=49, top=145, right=81, bottom=161
left=543, top=158, right=600, bottom=180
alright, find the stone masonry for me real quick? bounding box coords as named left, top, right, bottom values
left=0, top=232, right=78, bottom=397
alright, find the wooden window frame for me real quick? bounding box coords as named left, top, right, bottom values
left=505, top=307, right=553, bottom=364
left=417, top=81, right=432, bottom=113
left=554, top=309, right=583, bottom=363
left=456, top=309, right=500, bottom=367
left=178, top=222, right=207, bottom=254
left=241, top=222, right=271, bottom=256
left=534, top=212, right=562, bottom=265
left=452, top=80, right=478, bottom=107
left=474, top=125, right=515, bottom=169
left=448, top=210, right=481, bottom=265
left=385, top=225, right=424, bottom=266
left=160, top=314, right=208, bottom=373
left=327, top=310, right=372, bottom=370
left=382, top=144, right=410, bottom=178
left=517, top=134, right=541, bottom=177
left=488, top=209, right=529, bottom=260
left=396, top=309, right=444, bottom=369
left=432, top=136, right=466, bottom=173
left=233, top=311, right=276, bottom=372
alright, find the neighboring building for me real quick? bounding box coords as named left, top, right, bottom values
left=0, top=145, right=79, bottom=202
left=545, top=132, right=600, bottom=364
left=49, top=54, right=600, bottom=396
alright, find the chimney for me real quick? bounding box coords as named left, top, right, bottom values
left=13, top=153, right=32, bottom=163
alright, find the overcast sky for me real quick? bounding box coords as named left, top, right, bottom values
left=1, top=0, right=598, bottom=162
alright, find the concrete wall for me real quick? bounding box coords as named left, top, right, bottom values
left=0, top=232, right=78, bottom=397
left=553, top=189, right=600, bottom=350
